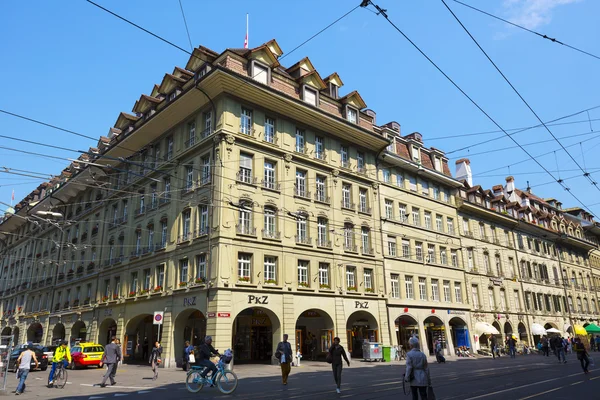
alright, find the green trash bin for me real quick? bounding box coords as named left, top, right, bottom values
left=382, top=346, right=391, bottom=362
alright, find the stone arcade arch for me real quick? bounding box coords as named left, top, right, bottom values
left=27, top=322, right=43, bottom=343
left=347, top=311, right=379, bottom=358
left=232, top=307, right=281, bottom=364
left=295, top=309, right=335, bottom=361
left=98, top=318, right=117, bottom=346
left=174, top=309, right=206, bottom=366
left=395, top=314, right=419, bottom=353
left=124, top=314, right=162, bottom=363
left=423, top=316, right=445, bottom=356
left=71, top=320, right=87, bottom=344
left=52, top=323, right=65, bottom=344
left=449, top=317, right=470, bottom=350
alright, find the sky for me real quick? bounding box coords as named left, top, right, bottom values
left=1, top=0, right=600, bottom=215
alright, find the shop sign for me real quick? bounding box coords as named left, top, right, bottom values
left=207, top=312, right=216, bottom=318
left=217, top=312, right=231, bottom=318
left=247, top=295, right=268, bottom=304
left=489, top=277, right=504, bottom=286
left=183, top=296, right=197, bottom=307
left=447, top=310, right=466, bottom=315
left=354, top=301, right=369, bottom=309
left=472, top=313, right=487, bottom=318
left=304, top=310, right=321, bottom=318
left=104, top=309, right=112, bottom=317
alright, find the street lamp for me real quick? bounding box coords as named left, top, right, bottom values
left=35, top=211, right=64, bottom=219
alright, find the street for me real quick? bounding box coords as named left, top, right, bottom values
left=2, top=353, right=600, bottom=399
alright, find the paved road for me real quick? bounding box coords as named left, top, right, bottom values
left=3, top=353, right=600, bottom=399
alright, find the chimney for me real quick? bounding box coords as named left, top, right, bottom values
left=455, top=158, right=472, bottom=186
left=384, top=121, right=401, bottom=133
left=492, top=185, right=504, bottom=197
left=365, top=109, right=376, bottom=125
left=505, top=176, right=515, bottom=193
left=405, top=132, right=423, bottom=143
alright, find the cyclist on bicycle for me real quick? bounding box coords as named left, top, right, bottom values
left=198, top=336, right=220, bottom=384
left=47, top=340, right=71, bottom=387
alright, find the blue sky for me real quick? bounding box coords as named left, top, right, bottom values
left=1, top=0, right=599, bottom=214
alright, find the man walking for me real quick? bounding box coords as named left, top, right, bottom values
left=507, top=336, right=517, bottom=359
left=276, top=334, right=293, bottom=385
left=554, top=336, right=567, bottom=363
left=99, top=336, right=122, bottom=387
left=15, top=345, right=38, bottom=395
left=490, top=335, right=498, bottom=359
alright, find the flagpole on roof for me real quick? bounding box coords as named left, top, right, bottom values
left=245, top=13, right=249, bottom=49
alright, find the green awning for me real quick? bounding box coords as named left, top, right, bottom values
left=584, top=323, right=600, bottom=333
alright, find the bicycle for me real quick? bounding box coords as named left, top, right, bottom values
left=49, top=361, right=68, bottom=389
left=186, top=354, right=238, bottom=394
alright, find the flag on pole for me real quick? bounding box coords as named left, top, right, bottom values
left=11, top=189, right=14, bottom=206
left=244, top=13, right=249, bottom=49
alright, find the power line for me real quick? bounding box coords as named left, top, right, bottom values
left=441, top=0, right=600, bottom=192
left=0, top=109, right=98, bottom=141
left=451, top=0, right=600, bottom=62
left=177, top=0, right=193, bottom=51
left=360, top=1, right=597, bottom=217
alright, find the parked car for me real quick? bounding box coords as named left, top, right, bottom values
left=8, top=347, right=48, bottom=372
left=42, top=345, right=58, bottom=361
left=70, top=343, right=105, bottom=369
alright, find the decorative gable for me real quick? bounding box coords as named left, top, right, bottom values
left=340, top=90, right=367, bottom=109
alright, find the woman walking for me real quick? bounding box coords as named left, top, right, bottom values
left=573, top=337, right=590, bottom=374
left=328, top=337, right=350, bottom=394
left=149, top=341, right=162, bottom=381
left=404, top=337, right=432, bottom=400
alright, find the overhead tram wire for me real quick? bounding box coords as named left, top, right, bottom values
left=177, top=0, right=193, bottom=52
left=359, top=1, right=598, bottom=217
left=451, top=0, right=600, bottom=62
left=441, top=0, right=600, bottom=192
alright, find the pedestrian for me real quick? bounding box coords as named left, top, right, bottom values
left=15, top=344, right=38, bottom=395
left=149, top=341, right=162, bottom=381
left=275, top=334, right=293, bottom=385
left=490, top=335, right=498, bottom=359
left=595, top=336, right=600, bottom=352
left=99, top=336, right=122, bottom=388
left=183, top=340, right=195, bottom=371
left=328, top=337, right=350, bottom=394
left=404, top=337, right=431, bottom=400
left=113, top=339, right=122, bottom=377
left=573, top=337, right=590, bottom=374
left=554, top=336, right=567, bottom=363
left=541, top=336, right=550, bottom=357
left=507, top=336, right=517, bottom=359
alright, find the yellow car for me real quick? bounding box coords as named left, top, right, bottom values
left=70, top=343, right=105, bottom=369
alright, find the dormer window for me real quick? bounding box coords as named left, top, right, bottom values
left=251, top=62, right=269, bottom=85
left=411, top=146, right=420, bottom=162
left=195, top=64, right=210, bottom=80
left=434, top=157, right=442, bottom=172
left=303, top=86, right=318, bottom=106
left=328, top=83, right=338, bottom=99
left=346, top=107, right=358, bottom=124
left=168, top=91, right=177, bottom=101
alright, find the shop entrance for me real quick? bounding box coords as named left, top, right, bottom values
left=27, top=323, right=43, bottom=343
left=346, top=311, right=378, bottom=358
left=98, top=318, right=117, bottom=346
left=174, top=309, right=206, bottom=366
left=52, top=323, right=65, bottom=344
left=124, top=314, right=163, bottom=364
left=424, top=316, right=445, bottom=355
left=449, top=317, right=469, bottom=350
left=71, top=321, right=87, bottom=345
left=232, top=307, right=280, bottom=364
left=395, top=315, right=419, bottom=353
left=295, top=309, right=334, bottom=361
left=504, top=322, right=513, bottom=338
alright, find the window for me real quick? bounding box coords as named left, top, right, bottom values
left=402, top=239, right=410, bottom=259
left=463, top=218, right=470, bottom=235
left=342, top=183, right=352, bottom=208
left=427, top=244, right=436, bottom=263
left=405, top=276, right=414, bottom=299
left=434, top=157, right=442, bottom=171
left=263, top=207, right=276, bottom=238
left=295, top=169, right=307, bottom=197
left=296, top=214, right=308, bottom=243
left=155, top=265, right=164, bottom=289
left=343, top=223, right=354, bottom=250
left=238, top=253, right=251, bottom=280
left=467, top=249, right=474, bottom=270
left=187, top=121, right=196, bottom=147
left=252, top=63, right=268, bottom=84
left=525, top=292, right=532, bottom=310
left=412, top=146, right=420, bottom=161
left=199, top=205, right=209, bottom=235
left=415, top=242, right=423, bottom=261
left=163, top=177, right=171, bottom=199
left=421, top=179, right=429, bottom=196
left=241, top=108, right=253, bottom=135
left=412, top=208, right=420, bottom=227
left=317, top=217, right=328, bottom=247
left=316, top=175, right=327, bottom=202
left=203, top=111, right=212, bottom=135
left=160, top=220, right=168, bottom=247
left=447, top=218, right=455, bottom=235
left=440, top=247, right=447, bottom=265
left=239, top=153, right=253, bottom=184
left=319, top=263, right=330, bottom=287
left=436, top=215, right=443, bottom=232
left=495, top=255, right=502, bottom=276
left=364, top=269, right=373, bottom=291
left=396, top=172, right=405, bottom=188
left=264, top=117, right=275, bottom=143
left=424, top=211, right=432, bottom=229
left=357, top=152, right=365, bottom=173
left=114, top=276, right=121, bottom=298
left=513, top=290, right=521, bottom=312
left=340, top=145, right=349, bottom=168
left=382, top=168, right=391, bottom=183
left=180, top=259, right=189, bottom=284
left=418, top=277, right=427, bottom=300
left=471, top=285, right=479, bottom=308
left=488, top=288, right=495, bottom=309
left=303, top=86, right=317, bottom=106
left=408, top=175, right=417, bottom=191
left=143, top=269, right=151, bottom=290
left=483, top=253, right=490, bottom=274
left=347, top=107, right=357, bottom=123
left=359, top=188, right=369, bottom=213
left=391, top=275, right=400, bottom=298
left=385, top=199, right=394, bottom=219
left=361, top=227, right=371, bottom=253
left=238, top=203, right=253, bottom=235
left=431, top=279, right=439, bottom=301
left=387, top=236, right=397, bottom=256
left=451, top=250, right=458, bottom=267
left=201, top=155, right=211, bottom=185
left=399, top=204, right=407, bottom=222
left=196, top=254, right=206, bottom=280
left=185, top=165, right=194, bottom=191
left=264, top=256, right=277, bottom=283
left=166, top=136, right=173, bottom=160
left=182, top=209, right=191, bottom=240
left=315, top=136, right=324, bottom=160
left=443, top=281, right=451, bottom=302
left=130, top=272, right=138, bottom=294
left=346, top=266, right=356, bottom=289
left=135, top=231, right=142, bottom=255
left=500, top=289, right=507, bottom=310
left=433, top=185, right=440, bottom=200
left=479, top=223, right=486, bottom=240
left=295, top=129, right=305, bottom=153
left=264, top=160, right=276, bottom=189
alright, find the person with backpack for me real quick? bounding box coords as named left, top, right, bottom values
left=149, top=342, right=162, bottom=381
left=328, top=337, right=350, bottom=394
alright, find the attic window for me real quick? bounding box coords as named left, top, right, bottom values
left=303, top=86, right=317, bottom=106
left=411, top=146, right=420, bottom=162
left=168, top=91, right=177, bottom=101
left=252, top=62, right=269, bottom=85
left=329, top=83, right=338, bottom=99
left=434, top=157, right=441, bottom=172
left=196, top=64, right=210, bottom=80
left=346, top=107, right=358, bottom=124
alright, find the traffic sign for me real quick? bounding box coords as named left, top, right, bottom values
left=207, top=312, right=216, bottom=318
left=217, top=312, right=231, bottom=318
left=153, top=311, right=164, bottom=325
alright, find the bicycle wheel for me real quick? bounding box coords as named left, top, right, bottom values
left=56, top=367, right=68, bottom=389
left=185, top=370, right=204, bottom=393
left=217, top=370, right=238, bottom=394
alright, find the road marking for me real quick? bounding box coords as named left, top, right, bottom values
left=570, top=381, right=583, bottom=386
left=114, top=395, right=128, bottom=397
left=80, top=383, right=155, bottom=390
left=518, top=386, right=565, bottom=399
left=89, top=397, right=105, bottom=399
left=137, top=390, right=151, bottom=394
left=590, top=376, right=600, bottom=380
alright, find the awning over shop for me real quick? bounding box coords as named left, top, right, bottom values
left=585, top=324, right=600, bottom=334
left=546, top=328, right=561, bottom=334
left=531, top=323, right=546, bottom=336
left=574, top=325, right=588, bottom=335
left=474, top=322, right=500, bottom=336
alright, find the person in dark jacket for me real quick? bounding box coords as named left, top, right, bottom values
left=573, top=337, right=590, bottom=374
left=328, top=337, right=350, bottom=394
left=275, top=334, right=293, bottom=385
left=99, top=336, right=122, bottom=387
left=149, top=342, right=162, bottom=381
left=490, top=335, right=498, bottom=359
left=198, top=336, right=220, bottom=383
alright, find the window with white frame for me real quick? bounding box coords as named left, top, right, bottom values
left=454, top=282, right=462, bottom=303
left=316, top=175, right=327, bottom=202
left=239, top=153, right=253, bottom=183
left=196, top=254, right=206, bottom=280
left=488, top=288, right=496, bottom=309
left=317, top=217, right=328, bottom=246
left=160, top=220, right=168, bottom=247
left=431, top=279, right=439, bottom=301
left=391, top=274, right=400, bottom=298
left=382, top=168, right=391, bottom=183
left=238, top=253, right=251, bottom=280
left=405, top=276, right=414, bottom=299
left=421, top=179, right=429, bottom=196
left=180, top=259, right=189, bottom=284
left=471, top=284, right=479, bottom=308
left=315, top=136, right=324, bottom=160
left=340, top=145, right=349, bottom=168
left=436, top=215, right=443, bottom=232
left=361, top=227, right=370, bottom=253
left=415, top=242, right=423, bottom=261
left=263, top=207, right=276, bottom=238
left=296, top=214, right=308, bottom=242
left=347, top=107, right=357, bottom=123
left=182, top=209, right=191, bottom=239
left=495, top=255, right=502, bottom=276
left=342, top=183, right=352, bottom=208
left=264, top=117, right=275, bottom=143
left=412, top=208, right=420, bottom=226
left=385, top=199, right=394, bottom=219
left=467, top=249, right=474, bottom=270
left=399, top=203, right=407, bottom=222
left=388, top=236, right=396, bottom=256
left=483, top=253, right=490, bottom=274
left=295, top=128, right=305, bottom=153
left=427, top=244, right=436, bottom=263
left=418, top=277, right=427, bottom=300
left=443, top=280, right=451, bottom=302
left=346, top=266, right=356, bottom=289
left=500, top=289, right=507, bottom=310
left=433, top=185, right=440, bottom=200
left=424, top=211, right=432, bottom=229
left=402, top=239, right=410, bottom=259
left=409, top=175, right=417, bottom=191
left=130, top=273, right=138, bottom=294
left=241, top=108, right=253, bottom=135
left=252, top=63, right=268, bottom=84
left=319, top=263, right=329, bottom=287
left=344, top=223, right=354, bottom=250
left=447, top=218, right=455, bottom=235
left=264, top=160, right=276, bottom=189
left=186, top=165, right=194, bottom=190
left=451, top=249, right=458, bottom=267
left=364, top=269, right=373, bottom=291
left=295, top=169, right=307, bottom=197
left=303, top=86, right=317, bottom=106
left=412, top=146, right=420, bottom=161
left=357, top=152, right=365, bottom=173
left=238, top=203, right=252, bottom=234
left=440, top=247, right=447, bottom=265
left=359, top=188, right=368, bottom=213
left=201, top=155, right=211, bottom=184
left=199, top=205, right=209, bottom=234
left=264, top=256, right=277, bottom=283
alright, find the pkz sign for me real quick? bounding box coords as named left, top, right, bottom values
left=183, top=297, right=197, bottom=307
left=247, top=295, right=268, bottom=304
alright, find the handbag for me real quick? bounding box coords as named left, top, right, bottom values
left=326, top=353, right=333, bottom=364
left=427, top=385, right=436, bottom=400
left=188, top=353, right=196, bottom=364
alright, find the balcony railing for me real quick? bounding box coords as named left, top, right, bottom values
left=185, top=136, right=198, bottom=149
left=344, top=244, right=358, bottom=252
left=314, top=151, right=326, bottom=161
left=341, top=160, right=350, bottom=169
left=314, top=192, right=330, bottom=203
left=362, top=247, right=375, bottom=255
left=262, top=180, right=280, bottom=191
left=341, top=201, right=355, bottom=211
left=295, top=235, right=312, bottom=245
left=294, top=187, right=311, bottom=199
left=236, top=224, right=256, bottom=236
left=177, top=233, right=192, bottom=243
left=193, top=227, right=210, bottom=237
left=155, top=241, right=167, bottom=251
left=359, top=205, right=372, bottom=214
left=262, top=229, right=281, bottom=240
left=236, top=172, right=257, bottom=185
left=357, top=166, right=366, bottom=175
left=159, top=196, right=171, bottom=206
left=135, top=206, right=146, bottom=216
left=317, top=238, right=332, bottom=248
left=130, top=248, right=142, bottom=258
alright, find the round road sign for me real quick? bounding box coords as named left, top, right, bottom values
left=154, top=314, right=163, bottom=322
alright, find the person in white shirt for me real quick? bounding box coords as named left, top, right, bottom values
left=16, top=345, right=38, bottom=395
